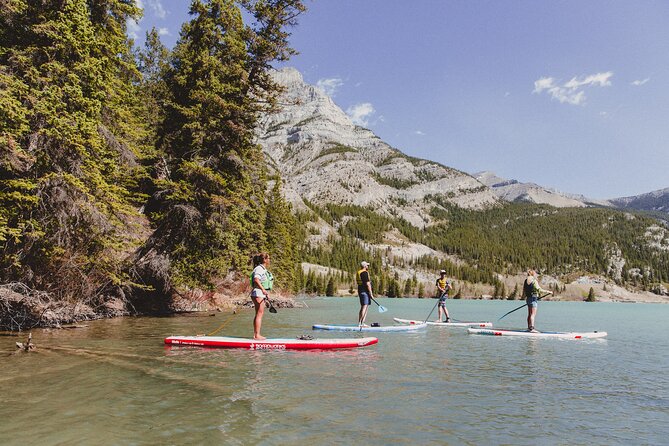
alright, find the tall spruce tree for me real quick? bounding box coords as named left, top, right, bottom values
left=0, top=1, right=145, bottom=308
left=133, top=0, right=305, bottom=298
left=265, top=178, right=300, bottom=290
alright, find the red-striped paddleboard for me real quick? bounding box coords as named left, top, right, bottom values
left=164, top=335, right=378, bottom=350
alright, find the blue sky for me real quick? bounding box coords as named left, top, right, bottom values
left=130, top=1, right=669, bottom=199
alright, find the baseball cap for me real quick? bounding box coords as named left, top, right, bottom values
left=361, top=261, right=370, bottom=267
left=440, top=270, right=446, bottom=274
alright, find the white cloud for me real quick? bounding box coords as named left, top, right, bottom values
left=346, top=103, right=375, bottom=127
left=127, top=18, right=141, bottom=40
left=564, top=72, right=613, bottom=89
left=135, top=0, right=144, bottom=9
left=631, top=78, right=650, bottom=86
left=533, top=72, right=613, bottom=105
left=316, top=77, right=343, bottom=97
left=147, top=0, right=167, bottom=19
left=157, top=27, right=170, bottom=36
left=414, top=130, right=426, bottom=136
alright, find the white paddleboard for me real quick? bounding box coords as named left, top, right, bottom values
left=394, top=317, right=492, bottom=327
left=467, top=328, right=607, bottom=339
left=312, top=323, right=427, bottom=332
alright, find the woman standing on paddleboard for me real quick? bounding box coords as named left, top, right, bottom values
left=524, top=269, right=551, bottom=332
left=251, top=252, right=274, bottom=340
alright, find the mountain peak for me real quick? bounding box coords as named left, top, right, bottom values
left=257, top=68, right=499, bottom=226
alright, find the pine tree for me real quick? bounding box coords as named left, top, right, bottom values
left=508, top=283, right=518, bottom=300
left=586, top=287, right=596, bottom=302
left=266, top=178, right=300, bottom=290
left=0, top=0, right=145, bottom=303
left=135, top=0, right=305, bottom=293
left=403, top=279, right=412, bottom=297
left=325, top=276, right=335, bottom=297
left=418, top=283, right=425, bottom=298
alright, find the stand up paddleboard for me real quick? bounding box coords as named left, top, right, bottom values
left=394, top=317, right=492, bottom=327
left=467, top=328, right=607, bottom=339
left=312, top=323, right=427, bottom=332
left=164, top=335, right=378, bottom=350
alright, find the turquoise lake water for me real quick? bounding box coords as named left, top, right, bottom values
left=1, top=298, right=668, bottom=445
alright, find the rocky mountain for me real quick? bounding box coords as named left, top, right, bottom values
left=476, top=171, right=669, bottom=216
left=609, top=188, right=669, bottom=215
left=473, top=171, right=600, bottom=208
left=257, top=68, right=499, bottom=228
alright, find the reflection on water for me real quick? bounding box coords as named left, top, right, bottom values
left=1, top=299, right=668, bottom=445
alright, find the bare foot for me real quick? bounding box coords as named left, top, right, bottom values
left=253, top=335, right=266, bottom=340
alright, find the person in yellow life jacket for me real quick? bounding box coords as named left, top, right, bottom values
left=250, top=252, right=274, bottom=340
left=356, top=261, right=374, bottom=327
left=435, top=270, right=453, bottom=323
left=524, top=269, right=552, bottom=332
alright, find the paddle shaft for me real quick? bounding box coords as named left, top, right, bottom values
left=498, top=293, right=550, bottom=321
left=424, top=292, right=445, bottom=322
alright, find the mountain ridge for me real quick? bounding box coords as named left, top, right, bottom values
left=475, top=171, right=669, bottom=214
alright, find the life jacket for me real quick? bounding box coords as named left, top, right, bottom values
left=250, top=266, right=274, bottom=290
left=436, top=277, right=449, bottom=297
left=356, top=268, right=366, bottom=286
left=523, top=279, right=536, bottom=298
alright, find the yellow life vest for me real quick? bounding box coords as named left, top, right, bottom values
left=356, top=268, right=366, bottom=286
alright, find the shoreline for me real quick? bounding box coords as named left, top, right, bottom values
left=2, top=284, right=666, bottom=332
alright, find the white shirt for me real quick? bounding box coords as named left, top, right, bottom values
left=251, top=265, right=268, bottom=298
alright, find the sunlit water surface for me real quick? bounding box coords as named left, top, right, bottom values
left=1, top=298, right=668, bottom=445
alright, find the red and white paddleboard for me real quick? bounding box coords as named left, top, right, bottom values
left=164, top=335, right=378, bottom=350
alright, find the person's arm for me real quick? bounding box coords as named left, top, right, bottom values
left=363, top=272, right=373, bottom=297
left=534, top=281, right=551, bottom=295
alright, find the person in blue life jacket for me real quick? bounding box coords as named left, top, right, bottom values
left=250, top=252, right=274, bottom=340
left=523, top=269, right=552, bottom=332
left=356, top=261, right=374, bottom=327
left=435, top=270, right=453, bottom=322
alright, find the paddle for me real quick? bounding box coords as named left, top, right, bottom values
left=265, top=297, right=278, bottom=313
left=370, top=296, right=388, bottom=313
left=424, top=294, right=442, bottom=322
left=498, top=293, right=551, bottom=321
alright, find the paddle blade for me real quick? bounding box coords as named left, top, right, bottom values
left=378, top=305, right=388, bottom=313
left=265, top=299, right=278, bottom=313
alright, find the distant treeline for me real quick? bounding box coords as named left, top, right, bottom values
left=297, top=200, right=668, bottom=296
